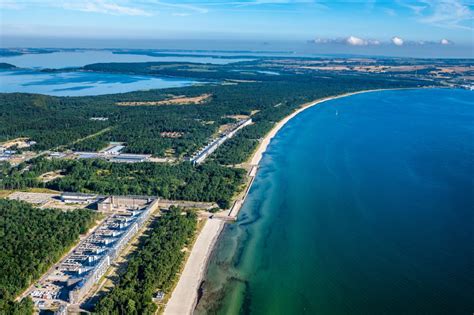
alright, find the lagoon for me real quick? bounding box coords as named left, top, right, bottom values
left=0, top=69, right=196, bottom=96
left=196, top=89, right=474, bottom=315
left=0, top=50, right=250, bottom=69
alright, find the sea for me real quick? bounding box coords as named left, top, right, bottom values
left=195, top=88, right=474, bottom=315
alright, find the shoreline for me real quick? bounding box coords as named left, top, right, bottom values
left=163, top=87, right=414, bottom=314
left=164, top=218, right=225, bottom=315
left=250, top=88, right=408, bottom=166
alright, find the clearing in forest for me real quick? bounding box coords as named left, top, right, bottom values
left=116, top=94, right=212, bottom=106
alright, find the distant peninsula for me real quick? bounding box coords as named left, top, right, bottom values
left=0, top=63, right=17, bottom=69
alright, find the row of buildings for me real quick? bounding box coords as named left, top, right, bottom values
left=74, top=152, right=151, bottom=163
left=46, top=143, right=151, bottom=163
left=29, top=196, right=159, bottom=311
left=47, top=117, right=252, bottom=167
left=189, top=118, right=252, bottom=165
left=73, top=143, right=152, bottom=163
left=0, top=149, right=16, bottom=162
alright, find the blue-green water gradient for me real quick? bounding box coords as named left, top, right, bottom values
left=196, top=89, right=474, bottom=315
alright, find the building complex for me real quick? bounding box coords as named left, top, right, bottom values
left=189, top=118, right=252, bottom=164
left=29, top=196, right=159, bottom=312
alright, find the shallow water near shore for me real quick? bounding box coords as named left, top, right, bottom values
left=195, top=89, right=474, bottom=315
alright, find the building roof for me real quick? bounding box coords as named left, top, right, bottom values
left=61, top=192, right=98, bottom=198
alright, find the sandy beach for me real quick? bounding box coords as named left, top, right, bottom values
left=164, top=218, right=224, bottom=315
left=163, top=88, right=400, bottom=314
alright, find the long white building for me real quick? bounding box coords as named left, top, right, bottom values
left=191, top=118, right=252, bottom=165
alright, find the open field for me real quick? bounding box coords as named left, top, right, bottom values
left=0, top=190, right=12, bottom=198
left=0, top=137, right=32, bottom=149
left=116, top=93, right=211, bottom=106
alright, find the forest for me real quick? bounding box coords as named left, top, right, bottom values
left=94, top=207, right=197, bottom=315
left=1, top=157, right=245, bottom=208
left=0, top=68, right=426, bottom=157
left=0, top=199, right=98, bottom=314
left=0, top=93, right=111, bottom=151
left=0, top=65, right=430, bottom=210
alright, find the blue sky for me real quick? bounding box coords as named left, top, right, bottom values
left=0, top=0, right=473, bottom=55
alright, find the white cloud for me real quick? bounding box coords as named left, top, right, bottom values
left=392, top=36, right=404, bottom=46
left=233, top=0, right=319, bottom=5
left=218, top=0, right=328, bottom=11
left=440, top=38, right=453, bottom=45
left=399, top=0, right=473, bottom=30
left=384, top=8, right=397, bottom=16
left=312, top=38, right=332, bottom=44
left=312, top=36, right=380, bottom=46
left=147, top=0, right=208, bottom=14
left=311, top=35, right=456, bottom=47
left=61, top=0, right=152, bottom=16
left=345, top=36, right=380, bottom=46
left=172, top=12, right=191, bottom=17
left=346, top=35, right=367, bottom=46
left=422, top=0, right=473, bottom=30
left=397, top=1, right=427, bottom=15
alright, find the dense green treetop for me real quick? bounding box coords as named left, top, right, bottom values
left=0, top=199, right=97, bottom=314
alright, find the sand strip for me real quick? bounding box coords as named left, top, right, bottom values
left=164, top=218, right=224, bottom=315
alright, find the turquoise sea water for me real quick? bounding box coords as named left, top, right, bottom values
left=195, top=89, right=474, bottom=315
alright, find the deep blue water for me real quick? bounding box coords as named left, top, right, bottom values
left=0, top=69, right=196, bottom=96
left=196, top=89, right=474, bottom=315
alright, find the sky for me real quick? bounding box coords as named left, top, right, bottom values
left=0, top=0, right=473, bottom=57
